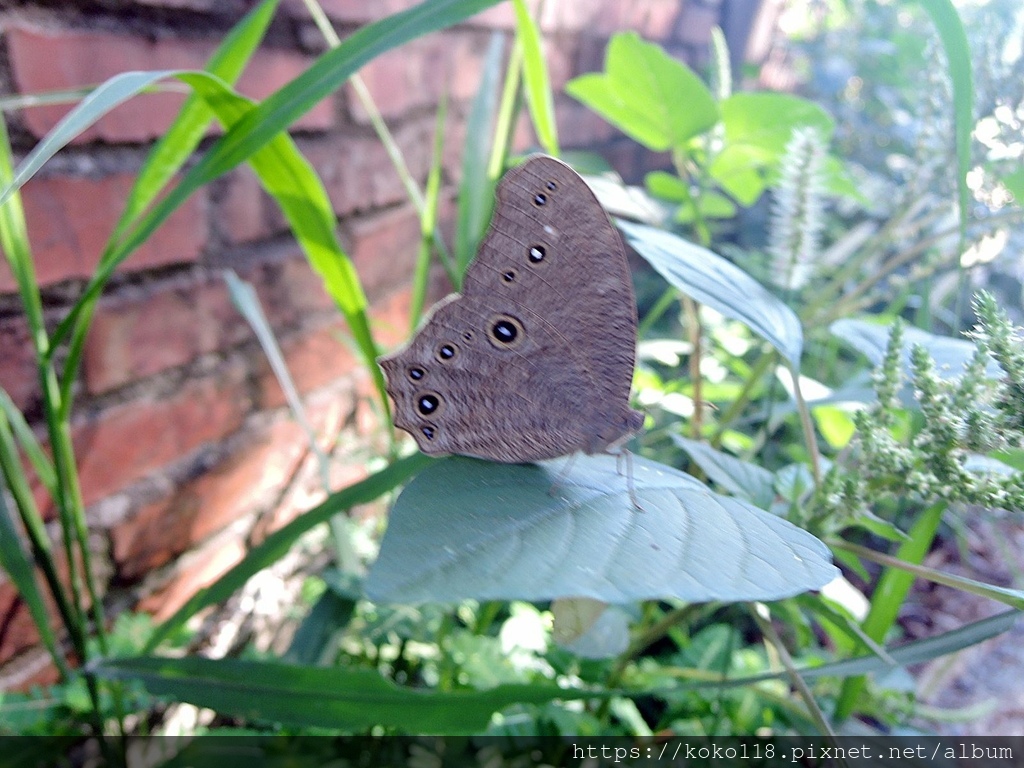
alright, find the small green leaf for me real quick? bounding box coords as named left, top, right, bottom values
left=619, top=220, right=804, bottom=365
left=566, top=32, right=718, bottom=152
left=812, top=405, right=857, bottom=449
left=366, top=454, right=835, bottom=604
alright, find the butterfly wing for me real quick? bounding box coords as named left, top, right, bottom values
left=379, top=156, right=643, bottom=462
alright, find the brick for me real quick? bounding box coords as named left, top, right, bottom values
left=0, top=173, right=207, bottom=293
left=7, top=25, right=332, bottom=143
left=257, top=286, right=412, bottom=409
left=250, top=253, right=338, bottom=328
left=627, top=0, right=686, bottom=41
left=296, top=122, right=434, bottom=218
left=82, top=275, right=249, bottom=394
left=0, top=315, right=38, bottom=413
left=257, top=320, right=357, bottom=410
left=73, top=363, right=249, bottom=506
left=676, top=1, right=722, bottom=46
left=344, top=203, right=422, bottom=301
left=344, top=33, right=484, bottom=123
left=219, top=166, right=273, bottom=245
left=0, top=579, right=42, bottom=665
left=137, top=535, right=246, bottom=621
left=555, top=99, right=618, bottom=147
left=112, top=418, right=308, bottom=581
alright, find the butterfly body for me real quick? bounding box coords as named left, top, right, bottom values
left=378, top=155, right=642, bottom=463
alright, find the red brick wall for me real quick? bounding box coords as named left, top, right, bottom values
left=0, top=0, right=758, bottom=687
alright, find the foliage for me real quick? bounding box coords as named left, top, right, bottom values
left=0, top=0, right=1022, bottom=757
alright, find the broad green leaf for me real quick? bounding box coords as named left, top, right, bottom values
left=619, top=220, right=804, bottom=365
left=145, top=453, right=431, bottom=652
left=707, top=143, right=773, bottom=206
left=645, top=170, right=689, bottom=202
left=720, top=92, right=834, bottom=153
left=565, top=32, right=718, bottom=152
left=672, top=435, right=775, bottom=510
left=92, top=656, right=589, bottom=734
left=710, top=93, right=835, bottom=206
left=830, top=318, right=1001, bottom=380
left=676, top=191, right=737, bottom=223
left=365, top=454, right=836, bottom=604
left=913, top=0, right=973, bottom=242
left=513, top=0, right=558, bottom=156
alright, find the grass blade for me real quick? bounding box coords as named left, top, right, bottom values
left=513, top=0, right=558, bottom=156
left=0, top=480, right=69, bottom=678
left=455, top=32, right=506, bottom=279
left=92, top=655, right=588, bottom=733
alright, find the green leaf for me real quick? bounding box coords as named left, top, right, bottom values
left=672, top=435, right=775, bottom=510
left=513, top=0, right=558, bottom=156
left=913, top=0, right=973, bottom=242
left=0, top=483, right=64, bottom=675
left=92, top=656, right=587, bottom=734
left=812, top=405, right=857, bottom=449
left=707, top=143, right=774, bottom=206
left=645, top=170, right=690, bottom=202
left=709, top=93, right=835, bottom=206
left=145, top=453, right=431, bottom=652
left=117, top=0, right=280, bottom=227
left=619, top=220, right=804, bottom=365
left=456, top=32, right=506, bottom=279
left=365, top=454, right=836, bottom=604
left=835, top=502, right=945, bottom=720
left=565, top=32, right=718, bottom=152
left=1000, top=165, right=1024, bottom=201
left=720, top=92, right=834, bottom=153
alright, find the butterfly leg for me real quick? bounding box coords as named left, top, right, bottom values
left=547, top=453, right=578, bottom=497
left=613, top=449, right=644, bottom=512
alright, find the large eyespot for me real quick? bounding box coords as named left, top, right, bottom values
left=532, top=193, right=547, bottom=207
left=421, top=424, right=437, bottom=440
left=416, top=392, right=443, bottom=416
left=435, top=343, right=457, bottom=362
left=487, top=314, right=525, bottom=349
left=528, top=245, right=546, bottom=264
left=407, top=366, right=426, bottom=382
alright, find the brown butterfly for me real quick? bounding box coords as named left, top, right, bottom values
left=378, top=155, right=642, bottom=463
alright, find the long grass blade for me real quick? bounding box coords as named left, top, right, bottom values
left=455, top=32, right=506, bottom=279
left=512, top=0, right=558, bottom=156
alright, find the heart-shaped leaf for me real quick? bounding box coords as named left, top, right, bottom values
left=365, top=454, right=836, bottom=604
left=565, top=32, right=718, bottom=152
left=618, top=220, right=804, bottom=365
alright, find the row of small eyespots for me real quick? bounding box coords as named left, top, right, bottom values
left=408, top=174, right=558, bottom=442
